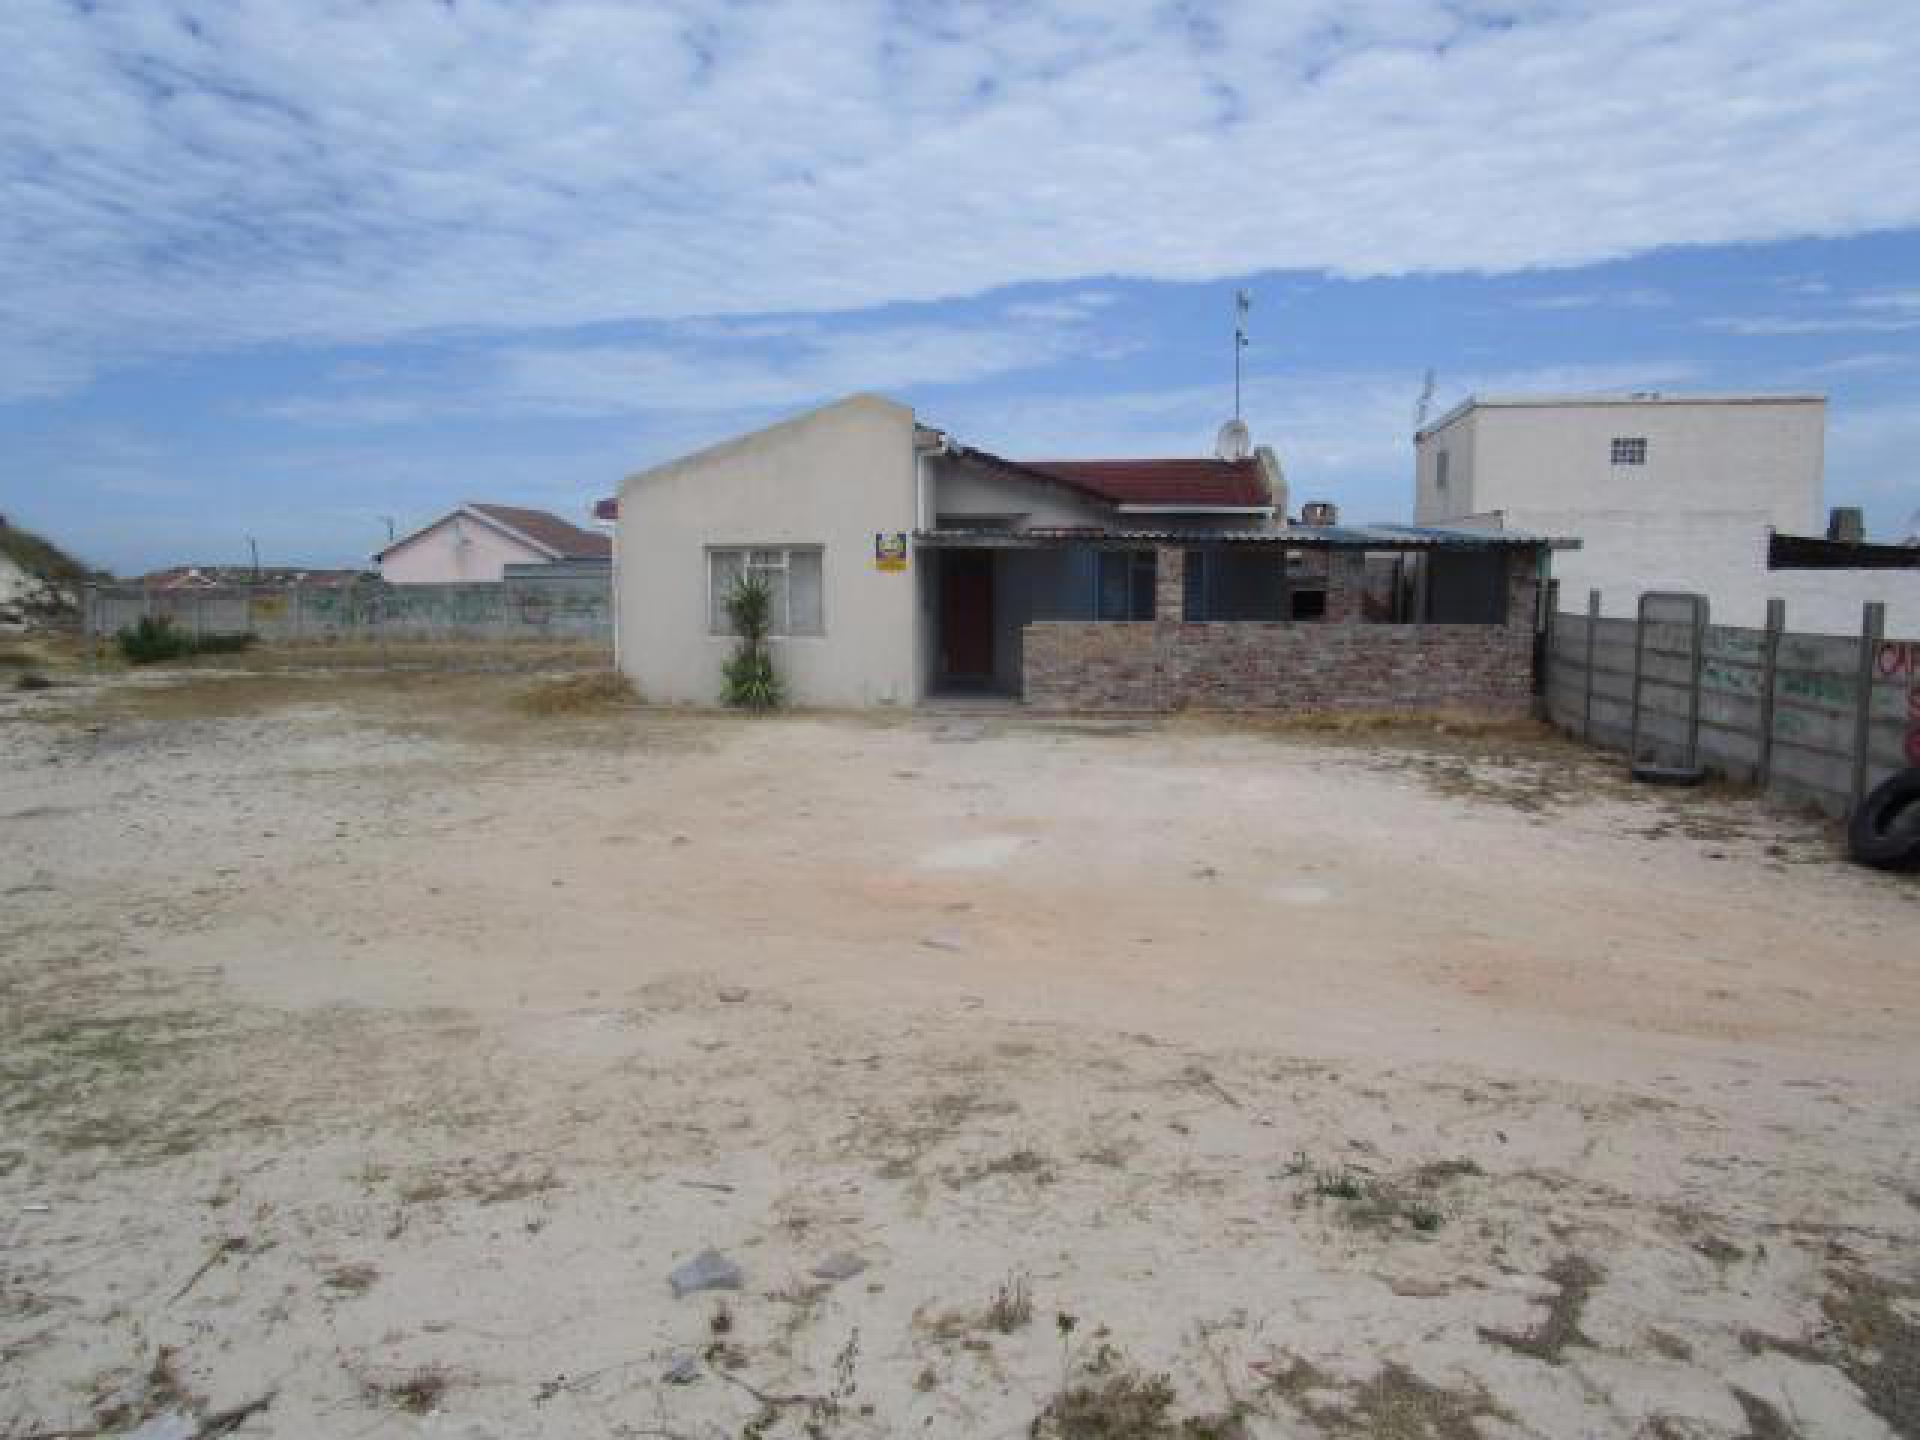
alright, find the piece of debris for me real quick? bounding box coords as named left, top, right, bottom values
left=921, top=932, right=964, bottom=952
left=811, top=1252, right=868, bottom=1282
left=717, top=985, right=749, bottom=1003
left=128, top=1414, right=196, bottom=1440
left=670, top=1248, right=744, bottom=1297
left=193, top=1394, right=276, bottom=1439
left=663, top=1352, right=702, bottom=1385
left=170, top=1237, right=247, bottom=1305
left=1180, top=1063, right=1242, bottom=1108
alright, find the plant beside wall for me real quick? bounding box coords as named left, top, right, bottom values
left=720, top=576, right=784, bottom=710
left=115, top=616, right=257, bottom=665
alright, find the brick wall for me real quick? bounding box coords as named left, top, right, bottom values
left=1024, top=548, right=1540, bottom=714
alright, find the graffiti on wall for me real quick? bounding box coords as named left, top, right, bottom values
left=1878, top=641, right=1920, bottom=766
left=88, top=578, right=611, bottom=641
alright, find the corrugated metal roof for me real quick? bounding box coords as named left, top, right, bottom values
left=917, top=523, right=1575, bottom=550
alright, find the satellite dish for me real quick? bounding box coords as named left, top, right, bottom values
left=1215, top=418, right=1252, bottom=461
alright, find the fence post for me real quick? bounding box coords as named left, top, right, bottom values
left=1582, top=588, right=1600, bottom=740
left=1539, top=578, right=1559, bottom=701
left=1686, top=594, right=1708, bottom=771
left=1757, top=598, right=1784, bottom=789
left=1850, top=602, right=1886, bottom=810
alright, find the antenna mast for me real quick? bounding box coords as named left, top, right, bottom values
left=1233, top=289, right=1252, bottom=422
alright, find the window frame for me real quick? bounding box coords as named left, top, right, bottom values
left=1610, top=436, right=1648, bottom=466
left=1094, top=548, right=1157, bottom=621
left=706, top=545, right=825, bottom=638
left=1435, top=448, right=1450, bottom=491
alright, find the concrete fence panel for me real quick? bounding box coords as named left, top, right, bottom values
left=1548, top=590, right=1919, bottom=816
left=85, top=574, right=613, bottom=646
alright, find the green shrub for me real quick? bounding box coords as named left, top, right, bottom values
left=114, top=616, right=256, bottom=665
left=191, top=631, right=257, bottom=656
left=116, top=616, right=193, bottom=664
left=720, top=577, right=784, bottom=710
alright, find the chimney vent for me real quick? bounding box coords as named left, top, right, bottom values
left=1827, top=506, right=1864, bottom=544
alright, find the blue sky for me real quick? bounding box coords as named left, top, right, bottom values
left=3, top=1, right=1918, bottom=574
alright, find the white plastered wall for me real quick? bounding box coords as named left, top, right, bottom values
left=615, top=394, right=923, bottom=707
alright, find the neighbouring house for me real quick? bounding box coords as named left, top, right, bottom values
left=140, top=566, right=367, bottom=589
left=613, top=393, right=1565, bottom=711
left=375, top=503, right=611, bottom=584
left=1408, top=391, right=1919, bottom=633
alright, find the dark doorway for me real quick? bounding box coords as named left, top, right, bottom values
left=940, top=550, right=995, bottom=682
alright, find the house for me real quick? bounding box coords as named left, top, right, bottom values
left=1411, top=393, right=1856, bottom=621
left=614, top=394, right=1563, bottom=711
left=375, top=503, right=611, bottom=584
left=140, top=566, right=366, bottom=589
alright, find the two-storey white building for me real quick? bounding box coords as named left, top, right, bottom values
left=1413, top=393, right=1851, bottom=625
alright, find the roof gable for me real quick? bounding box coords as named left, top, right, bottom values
left=377, top=504, right=610, bottom=562
left=467, top=503, right=611, bottom=560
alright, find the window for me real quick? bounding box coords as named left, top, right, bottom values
left=1183, top=548, right=1285, bottom=621
left=1435, top=449, right=1450, bottom=491
left=1096, top=550, right=1156, bottom=620
left=1610, top=437, right=1647, bottom=466
left=707, top=547, right=824, bottom=636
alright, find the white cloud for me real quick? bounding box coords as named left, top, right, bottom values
left=264, top=306, right=1115, bottom=423
left=1852, top=288, right=1920, bottom=313
left=3, top=0, right=1918, bottom=399
left=1708, top=314, right=1920, bottom=336
left=1521, top=289, right=1671, bottom=311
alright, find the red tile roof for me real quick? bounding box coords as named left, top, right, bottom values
left=1014, top=458, right=1269, bottom=508
left=469, top=503, right=611, bottom=559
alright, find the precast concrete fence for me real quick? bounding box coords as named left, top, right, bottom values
left=85, top=572, right=611, bottom=645
left=1547, top=588, right=1919, bottom=817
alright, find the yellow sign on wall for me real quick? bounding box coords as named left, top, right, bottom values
left=874, top=531, right=909, bottom=572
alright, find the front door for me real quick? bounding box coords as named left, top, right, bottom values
left=941, top=551, right=995, bottom=681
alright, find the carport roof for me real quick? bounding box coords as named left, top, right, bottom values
left=916, top=523, right=1577, bottom=550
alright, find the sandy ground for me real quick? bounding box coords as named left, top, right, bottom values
left=2, top=660, right=1917, bottom=1439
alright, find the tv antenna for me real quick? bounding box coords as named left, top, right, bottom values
left=1233, top=289, right=1252, bottom=423
left=1414, top=369, right=1437, bottom=430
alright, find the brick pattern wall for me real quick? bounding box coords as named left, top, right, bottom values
left=1324, top=551, right=1367, bottom=623
left=1026, top=549, right=1540, bottom=715
left=1154, top=546, right=1185, bottom=622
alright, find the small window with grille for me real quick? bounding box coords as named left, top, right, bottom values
left=1610, top=437, right=1648, bottom=466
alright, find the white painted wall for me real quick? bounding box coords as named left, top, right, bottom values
left=379, top=514, right=547, bottom=583
left=615, top=394, right=922, bottom=707
left=930, top=458, right=1113, bottom=529
left=1506, top=507, right=1920, bottom=632
left=1415, top=409, right=1477, bottom=522
left=1418, top=398, right=1823, bottom=531
left=1406, top=397, right=1913, bottom=629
